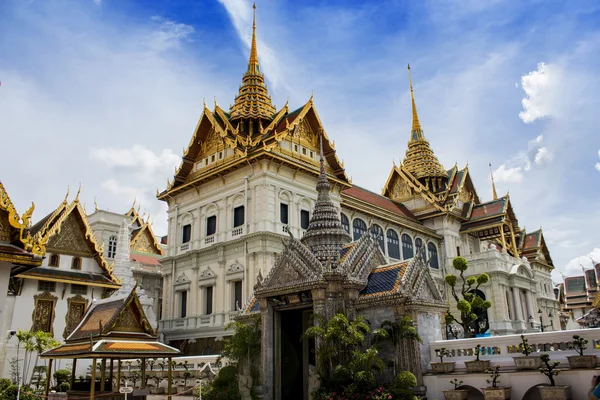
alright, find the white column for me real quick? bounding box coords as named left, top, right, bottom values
left=512, top=288, right=523, bottom=321
left=191, top=266, right=199, bottom=315
left=526, top=291, right=536, bottom=322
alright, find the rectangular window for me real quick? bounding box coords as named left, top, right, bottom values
left=38, top=281, right=56, bottom=292
left=301, top=210, right=310, bottom=230
left=280, top=203, right=289, bottom=224
left=32, top=300, right=54, bottom=333
left=180, top=291, right=187, bottom=318
left=206, top=215, right=217, bottom=236
left=456, top=246, right=461, bottom=257
left=294, top=145, right=298, bottom=152
left=205, top=286, right=213, bottom=315
left=302, top=148, right=307, bottom=155
left=233, top=206, right=245, bottom=228
left=233, top=281, right=243, bottom=311
left=71, top=284, right=87, bottom=295
left=211, top=155, right=215, bottom=162
left=182, top=224, right=191, bottom=244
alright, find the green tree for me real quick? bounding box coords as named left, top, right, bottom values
left=29, top=331, right=59, bottom=385
left=303, top=313, right=385, bottom=396
left=374, top=316, right=422, bottom=376
left=444, top=256, right=491, bottom=338
left=222, top=317, right=261, bottom=379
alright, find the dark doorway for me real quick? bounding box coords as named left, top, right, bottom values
left=278, top=308, right=313, bottom=400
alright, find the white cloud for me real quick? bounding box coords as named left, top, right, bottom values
left=93, top=0, right=102, bottom=5
left=563, top=248, right=600, bottom=277
left=596, top=150, right=600, bottom=172
left=493, top=164, right=524, bottom=183
left=147, top=17, right=195, bottom=52
left=534, top=147, right=553, bottom=165
left=519, top=62, right=559, bottom=123
left=90, top=145, right=180, bottom=184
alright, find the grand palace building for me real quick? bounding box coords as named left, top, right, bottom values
left=156, top=8, right=560, bottom=355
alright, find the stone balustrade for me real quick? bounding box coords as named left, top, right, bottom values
left=424, top=328, right=600, bottom=400
left=429, top=328, right=600, bottom=370
left=159, top=311, right=240, bottom=332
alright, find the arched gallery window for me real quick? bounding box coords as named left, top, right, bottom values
left=370, top=225, right=385, bottom=254
left=427, top=242, right=439, bottom=269
left=352, top=218, right=367, bottom=241
left=108, top=236, right=118, bottom=258
left=340, top=214, right=350, bottom=234
left=387, top=230, right=400, bottom=259
left=401, top=234, right=414, bottom=259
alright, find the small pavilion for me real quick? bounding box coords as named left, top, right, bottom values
left=42, top=286, right=180, bottom=399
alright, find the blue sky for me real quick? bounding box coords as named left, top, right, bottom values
left=1, top=0, right=599, bottom=281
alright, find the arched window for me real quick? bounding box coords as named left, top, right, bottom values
left=340, top=213, right=350, bottom=234
left=427, top=242, right=439, bottom=269
left=370, top=225, right=385, bottom=254
left=401, top=234, right=414, bottom=259
left=108, top=236, right=117, bottom=258
left=387, top=230, right=400, bottom=259
left=352, top=218, right=367, bottom=241
left=49, top=254, right=60, bottom=267
left=415, top=238, right=425, bottom=260
left=71, top=257, right=82, bottom=270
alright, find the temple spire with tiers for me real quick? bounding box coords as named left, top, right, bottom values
left=301, top=135, right=352, bottom=264
left=489, top=162, right=498, bottom=200
left=229, top=3, right=276, bottom=125
left=401, top=65, right=448, bottom=192
left=112, top=219, right=157, bottom=328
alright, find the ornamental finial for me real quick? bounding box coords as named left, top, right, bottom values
left=407, top=64, right=423, bottom=141
left=489, top=162, right=498, bottom=201
left=75, top=183, right=82, bottom=201
left=63, top=186, right=70, bottom=204
left=248, top=3, right=259, bottom=71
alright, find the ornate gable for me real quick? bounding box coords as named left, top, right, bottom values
left=131, top=224, right=164, bottom=256
left=257, top=237, right=322, bottom=293
left=37, top=199, right=118, bottom=283
left=341, top=232, right=387, bottom=284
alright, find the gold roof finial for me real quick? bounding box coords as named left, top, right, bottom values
left=489, top=162, right=498, bottom=200
left=248, top=3, right=259, bottom=71
left=94, top=197, right=99, bottom=212
left=75, top=183, right=82, bottom=201
left=228, top=2, right=276, bottom=121
left=407, top=64, right=423, bottom=141
left=63, top=186, right=70, bottom=204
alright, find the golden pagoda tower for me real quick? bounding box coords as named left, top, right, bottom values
left=229, top=3, right=276, bottom=135
left=402, top=65, right=448, bottom=192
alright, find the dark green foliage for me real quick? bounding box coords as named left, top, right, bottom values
left=450, top=378, right=463, bottom=390
left=58, top=382, right=70, bottom=392
left=391, top=371, right=419, bottom=400
left=572, top=335, right=588, bottom=356
left=202, top=366, right=240, bottom=400
left=222, top=318, right=261, bottom=379
left=539, top=353, right=560, bottom=386
left=485, top=365, right=501, bottom=388
left=519, top=335, right=533, bottom=356
left=373, top=317, right=421, bottom=376
left=54, top=369, right=71, bottom=386
left=303, top=313, right=386, bottom=399
left=434, top=348, right=451, bottom=362
left=1, top=384, right=35, bottom=400
left=444, top=256, right=492, bottom=338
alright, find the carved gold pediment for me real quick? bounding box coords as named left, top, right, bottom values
left=47, top=213, right=94, bottom=256
left=0, top=210, right=9, bottom=242
left=389, top=177, right=413, bottom=201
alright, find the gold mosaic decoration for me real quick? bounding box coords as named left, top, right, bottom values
left=0, top=182, right=46, bottom=255
left=63, top=294, right=89, bottom=339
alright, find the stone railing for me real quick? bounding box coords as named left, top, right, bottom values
left=231, top=227, right=244, bottom=237
left=204, top=235, right=215, bottom=244
left=159, top=311, right=241, bottom=332
left=429, top=328, right=600, bottom=371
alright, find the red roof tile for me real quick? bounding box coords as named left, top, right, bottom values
left=523, top=232, right=539, bottom=249
left=342, top=186, right=415, bottom=220
left=470, top=199, right=505, bottom=220
left=130, top=254, right=161, bottom=266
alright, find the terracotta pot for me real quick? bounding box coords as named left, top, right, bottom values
left=430, top=361, right=455, bottom=373
left=481, top=386, right=511, bottom=400
left=513, top=355, right=542, bottom=370
left=538, top=385, right=571, bottom=400
left=566, top=355, right=596, bottom=369
left=465, top=359, right=491, bottom=372
left=442, top=389, right=469, bottom=400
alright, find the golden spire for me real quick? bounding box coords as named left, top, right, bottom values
left=407, top=64, right=423, bottom=141
left=489, top=162, right=498, bottom=200
left=229, top=3, right=276, bottom=122
left=248, top=3, right=259, bottom=73
left=401, top=65, right=446, bottom=184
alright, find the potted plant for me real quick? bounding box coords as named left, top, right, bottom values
left=442, top=378, right=469, bottom=400
left=567, top=335, right=596, bottom=369
left=431, top=348, right=455, bottom=373
left=481, top=366, right=510, bottom=400
left=513, top=334, right=541, bottom=370
left=538, top=353, right=571, bottom=400
left=149, top=375, right=164, bottom=395
left=465, top=344, right=491, bottom=372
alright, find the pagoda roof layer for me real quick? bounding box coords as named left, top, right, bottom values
left=42, top=340, right=179, bottom=359
left=16, top=267, right=121, bottom=289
